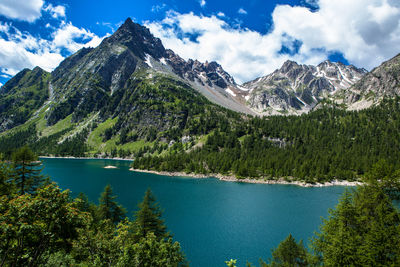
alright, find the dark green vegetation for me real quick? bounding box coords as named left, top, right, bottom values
left=227, top=160, right=400, bottom=267
left=133, top=98, right=400, bottom=183
left=0, top=75, right=242, bottom=159
left=0, top=67, right=50, bottom=132
left=3, top=89, right=400, bottom=183
left=0, top=148, right=186, bottom=266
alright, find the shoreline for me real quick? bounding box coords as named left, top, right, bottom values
left=39, top=156, right=134, bottom=162
left=38, top=156, right=362, bottom=187
left=129, top=168, right=363, bottom=187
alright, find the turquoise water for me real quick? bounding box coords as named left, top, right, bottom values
left=41, top=158, right=348, bottom=267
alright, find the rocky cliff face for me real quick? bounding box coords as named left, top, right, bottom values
left=340, top=53, right=400, bottom=110
left=163, top=49, right=253, bottom=114
left=243, top=60, right=366, bottom=115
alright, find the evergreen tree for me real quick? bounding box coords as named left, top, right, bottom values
left=98, top=184, right=126, bottom=224
left=312, top=186, right=400, bottom=266
left=11, top=146, right=45, bottom=195
left=133, top=188, right=169, bottom=241
left=262, top=234, right=309, bottom=267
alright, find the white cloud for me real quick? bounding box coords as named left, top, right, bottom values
left=0, top=21, right=107, bottom=76
left=147, top=0, right=400, bottom=83
left=217, top=12, right=225, bottom=17
left=238, top=8, right=247, bottom=15
left=199, top=0, right=206, bottom=8
left=43, top=4, right=66, bottom=19
left=0, top=0, right=44, bottom=22
left=146, top=12, right=285, bottom=83
left=272, top=0, right=400, bottom=70
left=0, top=82, right=3, bottom=87
left=52, top=21, right=103, bottom=52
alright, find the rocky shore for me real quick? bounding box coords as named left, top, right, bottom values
left=129, top=168, right=363, bottom=187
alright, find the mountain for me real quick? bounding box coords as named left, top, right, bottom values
left=1, top=17, right=400, bottom=160
left=338, top=53, right=400, bottom=110
left=0, top=18, right=245, bottom=157
left=45, top=18, right=253, bottom=127
left=242, top=60, right=366, bottom=115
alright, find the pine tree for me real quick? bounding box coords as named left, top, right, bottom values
left=133, top=188, right=169, bottom=241
left=11, top=146, right=45, bottom=195
left=263, top=234, right=309, bottom=267
left=312, top=186, right=400, bottom=266
left=98, top=184, right=126, bottom=224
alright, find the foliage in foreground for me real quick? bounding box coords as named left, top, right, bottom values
left=0, top=147, right=186, bottom=266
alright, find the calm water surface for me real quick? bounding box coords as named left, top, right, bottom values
left=42, top=158, right=348, bottom=267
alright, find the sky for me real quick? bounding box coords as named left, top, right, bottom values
left=0, top=0, right=399, bottom=86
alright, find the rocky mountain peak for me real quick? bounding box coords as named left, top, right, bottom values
left=243, top=59, right=367, bottom=115
left=281, top=60, right=300, bottom=73
left=104, top=17, right=165, bottom=59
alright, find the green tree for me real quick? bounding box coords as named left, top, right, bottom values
left=98, top=184, right=126, bottom=224
left=117, top=232, right=186, bottom=267
left=11, top=146, right=45, bottom=195
left=312, top=186, right=400, bottom=266
left=262, top=234, right=309, bottom=267
left=0, top=183, right=87, bottom=266
left=364, top=159, right=400, bottom=200
left=133, top=188, right=169, bottom=241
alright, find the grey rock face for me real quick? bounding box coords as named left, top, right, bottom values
left=342, top=53, right=400, bottom=109
left=243, top=60, right=366, bottom=115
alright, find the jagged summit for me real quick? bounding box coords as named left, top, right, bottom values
left=104, top=18, right=165, bottom=59
left=243, top=60, right=366, bottom=115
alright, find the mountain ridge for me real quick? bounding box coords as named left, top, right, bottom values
left=0, top=18, right=399, bottom=135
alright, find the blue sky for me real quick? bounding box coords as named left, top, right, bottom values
left=0, top=0, right=399, bottom=85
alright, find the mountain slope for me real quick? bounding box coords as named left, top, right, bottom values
left=0, top=19, right=246, bottom=157
left=339, top=53, right=400, bottom=110
left=45, top=18, right=253, bottom=128
left=0, top=67, right=50, bottom=132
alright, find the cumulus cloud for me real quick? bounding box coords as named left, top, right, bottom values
left=0, top=21, right=106, bottom=76
left=147, top=0, right=400, bottom=83
left=199, top=0, right=206, bottom=8
left=147, top=12, right=315, bottom=83
left=0, top=0, right=44, bottom=22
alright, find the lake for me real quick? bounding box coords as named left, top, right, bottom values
left=41, top=158, right=349, bottom=267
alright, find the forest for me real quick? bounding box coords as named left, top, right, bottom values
left=133, top=98, right=400, bottom=183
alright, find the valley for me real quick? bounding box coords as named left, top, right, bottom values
left=1, top=18, right=400, bottom=184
